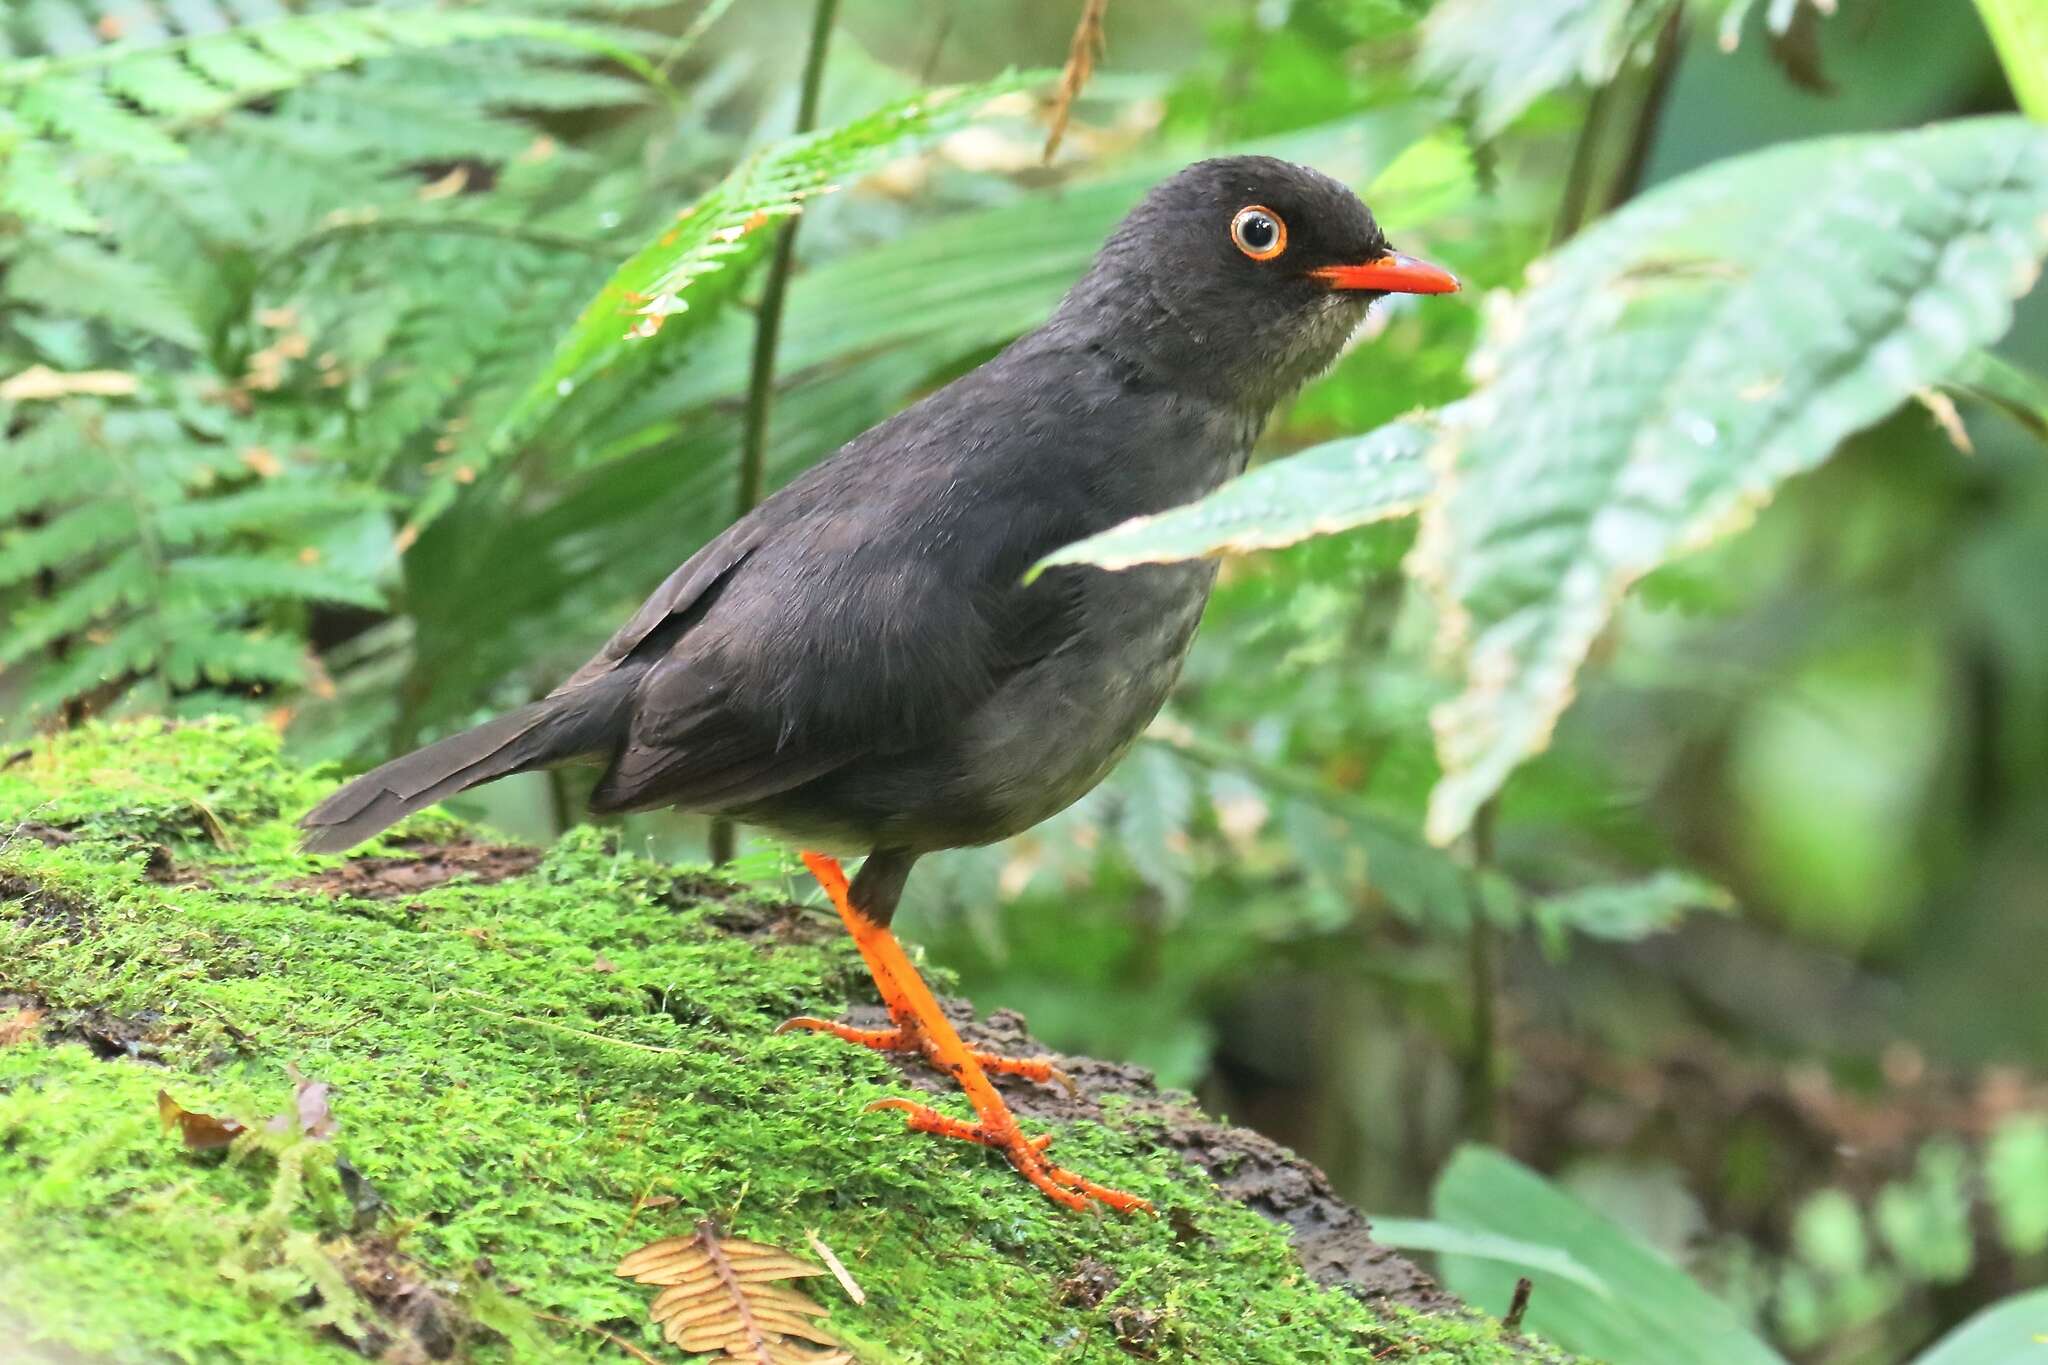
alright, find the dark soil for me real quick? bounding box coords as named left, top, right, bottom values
left=288, top=838, right=544, bottom=900
left=0, top=989, right=169, bottom=1063
left=326, top=1235, right=466, bottom=1361
left=0, top=871, right=96, bottom=940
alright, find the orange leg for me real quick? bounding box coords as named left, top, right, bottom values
left=785, top=851, right=1151, bottom=1215
left=778, top=1013, right=1076, bottom=1090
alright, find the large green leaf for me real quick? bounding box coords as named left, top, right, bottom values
left=485, top=73, right=1042, bottom=470
left=1908, top=1288, right=2048, bottom=1365
left=1530, top=869, right=1732, bottom=952
left=1974, top=0, right=2048, bottom=122
left=1414, top=117, right=2048, bottom=843
left=1948, top=348, right=2048, bottom=439
left=1417, top=0, right=1840, bottom=136
left=1366, top=1216, right=1612, bottom=1297
left=1034, top=409, right=1445, bottom=574
left=1418, top=0, right=1664, bottom=139
left=1431, top=1146, right=1787, bottom=1365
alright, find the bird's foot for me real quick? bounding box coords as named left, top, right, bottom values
left=864, top=1097, right=1152, bottom=1215
left=776, top=1015, right=1076, bottom=1094
left=793, top=850, right=1149, bottom=1216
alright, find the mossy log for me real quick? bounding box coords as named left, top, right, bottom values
left=0, top=720, right=1567, bottom=1364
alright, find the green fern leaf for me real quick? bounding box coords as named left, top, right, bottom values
left=0, top=403, right=384, bottom=718
left=0, top=115, right=99, bottom=230
left=177, top=29, right=303, bottom=95
left=168, top=554, right=386, bottom=610
left=484, top=71, right=1044, bottom=490
left=0, top=6, right=656, bottom=240
left=22, top=616, right=167, bottom=713
left=0, top=501, right=141, bottom=588
left=102, top=52, right=238, bottom=119
left=6, top=234, right=207, bottom=349
left=162, top=627, right=307, bottom=689
left=12, top=75, right=186, bottom=162
left=153, top=484, right=368, bottom=546
left=0, top=549, right=153, bottom=665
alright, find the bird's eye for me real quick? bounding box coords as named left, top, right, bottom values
left=1230, top=205, right=1287, bottom=260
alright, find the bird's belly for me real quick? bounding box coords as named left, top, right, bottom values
left=765, top=562, right=1214, bottom=853
left=959, top=567, right=1213, bottom=838
left=731, top=563, right=1216, bottom=854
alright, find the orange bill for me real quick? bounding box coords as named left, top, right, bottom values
left=1313, top=252, right=1461, bottom=294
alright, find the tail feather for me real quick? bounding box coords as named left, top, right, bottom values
left=298, top=676, right=635, bottom=854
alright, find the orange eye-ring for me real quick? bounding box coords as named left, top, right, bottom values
left=1230, top=205, right=1287, bottom=260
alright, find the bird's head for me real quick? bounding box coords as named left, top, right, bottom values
left=1054, top=156, right=1458, bottom=411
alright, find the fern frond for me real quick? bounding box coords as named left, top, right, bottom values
left=12, top=75, right=185, bottom=162
left=102, top=52, right=240, bottom=119
left=20, top=616, right=166, bottom=713
left=7, top=233, right=207, bottom=348
left=166, top=555, right=387, bottom=610
left=0, top=5, right=655, bottom=235
left=0, top=403, right=385, bottom=718
left=161, top=627, right=308, bottom=690
left=0, top=550, right=152, bottom=664
left=0, top=113, right=97, bottom=230
left=480, top=68, right=1045, bottom=512
left=0, top=502, right=141, bottom=590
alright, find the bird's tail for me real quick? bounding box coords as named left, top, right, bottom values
left=298, top=675, right=636, bottom=854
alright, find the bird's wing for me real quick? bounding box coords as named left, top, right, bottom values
left=551, top=517, right=768, bottom=694
left=582, top=444, right=1096, bottom=816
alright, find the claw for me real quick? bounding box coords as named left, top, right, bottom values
left=794, top=851, right=1151, bottom=1217
left=864, top=1097, right=1150, bottom=1214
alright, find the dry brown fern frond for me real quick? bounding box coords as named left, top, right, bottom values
left=617, top=1220, right=853, bottom=1364
left=1043, top=0, right=1109, bottom=162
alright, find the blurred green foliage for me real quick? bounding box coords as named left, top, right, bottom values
left=4, top=2, right=2047, bottom=1362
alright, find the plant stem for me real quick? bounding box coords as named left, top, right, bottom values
left=655, top=0, right=740, bottom=83
left=711, top=0, right=839, bottom=866
left=1551, top=76, right=1613, bottom=244
left=1553, top=5, right=1687, bottom=243
left=1605, top=6, right=1687, bottom=214
left=1461, top=798, right=1500, bottom=1144
left=918, top=4, right=957, bottom=85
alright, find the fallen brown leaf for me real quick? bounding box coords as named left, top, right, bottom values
left=274, top=1063, right=337, bottom=1139
left=618, top=1220, right=853, bottom=1364
left=158, top=1089, right=247, bottom=1149
left=418, top=166, right=470, bottom=201
left=0, top=366, right=138, bottom=402
left=0, top=1007, right=45, bottom=1046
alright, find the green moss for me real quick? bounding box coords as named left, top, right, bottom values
left=1, top=720, right=1562, bottom=1364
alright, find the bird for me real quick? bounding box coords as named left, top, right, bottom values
left=301, top=155, right=1458, bottom=1214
